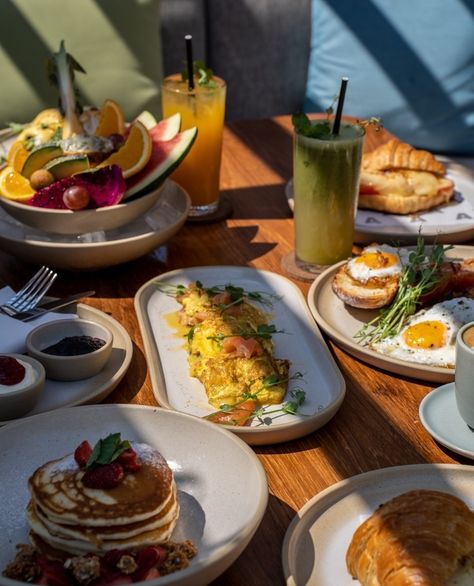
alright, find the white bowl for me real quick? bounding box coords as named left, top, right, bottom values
left=0, top=183, right=165, bottom=235
left=0, top=353, right=45, bottom=419
left=26, top=319, right=113, bottom=381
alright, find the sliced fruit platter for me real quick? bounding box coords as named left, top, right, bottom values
left=0, top=42, right=196, bottom=235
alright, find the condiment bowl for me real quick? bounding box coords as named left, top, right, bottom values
left=0, top=182, right=165, bottom=235
left=0, top=353, right=46, bottom=419
left=26, top=319, right=113, bottom=381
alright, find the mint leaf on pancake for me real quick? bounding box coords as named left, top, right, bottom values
left=86, top=433, right=131, bottom=469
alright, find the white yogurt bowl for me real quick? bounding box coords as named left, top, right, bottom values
left=0, top=354, right=46, bottom=419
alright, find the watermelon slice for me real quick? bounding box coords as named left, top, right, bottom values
left=124, top=125, right=197, bottom=200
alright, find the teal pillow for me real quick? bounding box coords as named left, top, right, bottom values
left=305, top=0, right=474, bottom=155
left=0, top=0, right=163, bottom=126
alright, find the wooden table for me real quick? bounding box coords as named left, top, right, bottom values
left=0, top=116, right=468, bottom=585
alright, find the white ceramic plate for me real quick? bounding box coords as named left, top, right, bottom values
left=282, top=464, right=474, bottom=586
left=0, top=180, right=190, bottom=270
left=0, top=304, right=133, bottom=425
left=134, top=266, right=346, bottom=445
left=286, top=158, right=474, bottom=244
left=419, top=383, right=474, bottom=459
left=0, top=404, right=268, bottom=586
left=307, top=245, right=474, bottom=383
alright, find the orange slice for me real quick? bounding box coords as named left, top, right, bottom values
left=100, top=120, right=152, bottom=178
left=95, top=99, right=126, bottom=137
left=0, top=166, right=36, bottom=201
left=7, top=141, right=30, bottom=173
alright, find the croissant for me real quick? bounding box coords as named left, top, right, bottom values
left=346, top=490, right=474, bottom=586
left=362, top=139, right=446, bottom=176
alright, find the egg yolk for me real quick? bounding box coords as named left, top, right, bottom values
left=355, top=251, right=399, bottom=269
left=403, top=320, right=447, bottom=349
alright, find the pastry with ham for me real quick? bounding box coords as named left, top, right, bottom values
left=358, top=139, right=454, bottom=214
left=346, top=490, right=474, bottom=586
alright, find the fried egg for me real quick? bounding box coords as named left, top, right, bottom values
left=372, top=297, right=474, bottom=367
left=346, top=244, right=409, bottom=283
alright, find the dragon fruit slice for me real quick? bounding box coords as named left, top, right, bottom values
left=29, top=165, right=126, bottom=210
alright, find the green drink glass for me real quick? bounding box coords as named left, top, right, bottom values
left=293, top=121, right=364, bottom=275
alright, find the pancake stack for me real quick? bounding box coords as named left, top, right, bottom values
left=26, top=442, right=179, bottom=556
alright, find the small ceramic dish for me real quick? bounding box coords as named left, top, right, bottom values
left=0, top=183, right=165, bottom=235
left=0, top=353, right=46, bottom=419
left=26, top=319, right=113, bottom=381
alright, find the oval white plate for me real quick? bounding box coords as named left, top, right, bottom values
left=0, top=180, right=190, bottom=270
left=282, top=464, right=474, bottom=586
left=0, top=404, right=268, bottom=586
left=286, top=158, right=474, bottom=244
left=419, top=383, right=474, bottom=459
left=134, top=266, right=346, bottom=445
left=0, top=304, right=133, bottom=425
left=307, top=245, right=474, bottom=383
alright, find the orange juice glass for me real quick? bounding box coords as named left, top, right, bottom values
left=162, top=74, right=226, bottom=216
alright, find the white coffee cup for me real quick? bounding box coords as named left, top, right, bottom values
left=454, top=321, right=474, bottom=428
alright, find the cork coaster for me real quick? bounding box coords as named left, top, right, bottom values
left=186, top=196, right=233, bottom=224
left=281, top=251, right=332, bottom=282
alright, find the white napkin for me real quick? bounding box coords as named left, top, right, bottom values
left=0, top=287, right=78, bottom=354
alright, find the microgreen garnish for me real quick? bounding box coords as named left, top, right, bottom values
left=208, top=372, right=306, bottom=426
left=356, top=238, right=452, bottom=344
left=207, top=323, right=283, bottom=342
left=86, top=433, right=131, bottom=469
left=155, top=281, right=279, bottom=307
left=182, top=60, right=217, bottom=88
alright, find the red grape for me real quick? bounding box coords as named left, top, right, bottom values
left=63, top=185, right=90, bottom=210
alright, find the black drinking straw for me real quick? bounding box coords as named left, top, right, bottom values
left=332, top=77, right=348, bottom=135
left=185, top=35, right=195, bottom=91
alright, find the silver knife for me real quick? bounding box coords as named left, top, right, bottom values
left=14, top=290, right=96, bottom=321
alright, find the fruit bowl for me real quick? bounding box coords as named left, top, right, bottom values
left=0, top=182, right=165, bottom=235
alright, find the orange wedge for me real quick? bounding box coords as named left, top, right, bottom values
left=7, top=141, right=30, bottom=173
left=95, top=99, right=126, bottom=137
left=0, top=166, right=35, bottom=201
left=100, top=120, right=152, bottom=178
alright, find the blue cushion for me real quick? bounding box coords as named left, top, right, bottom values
left=305, top=0, right=474, bottom=155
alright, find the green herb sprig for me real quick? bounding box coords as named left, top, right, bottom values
left=182, top=60, right=216, bottom=88
left=356, top=239, right=452, bottom=345
left=207, top=323, right=283, bottom=342
left=86, top=433, right=131, bottom=469
left=211, top=372, right=306, bottom=426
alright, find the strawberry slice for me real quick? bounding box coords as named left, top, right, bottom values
left=118, top=448, right=141, bottom=472
left=74, top=440, right=93, bottom=468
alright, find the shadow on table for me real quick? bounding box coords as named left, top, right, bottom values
left=222, top=184, right=292, bottom=220
left=105, top=341, right=147, bottom=403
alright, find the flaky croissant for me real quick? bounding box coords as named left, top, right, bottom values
left=346, top=490, right=474, bottom=586
left=362, top=139, right=446, bottom=177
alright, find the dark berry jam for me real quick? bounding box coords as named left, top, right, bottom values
left=41, top=335, right=106, bottom=356
left=0, top=356, right=26, bottom=385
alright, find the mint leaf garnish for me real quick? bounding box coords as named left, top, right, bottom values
left=292, top=112, right=331, bottom=139
left=86, top=433, right=131, bottom=469
left=182, top=60, right=217, bottom=88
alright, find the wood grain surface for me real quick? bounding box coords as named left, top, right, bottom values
left=0, top=116, right=467, bottom=586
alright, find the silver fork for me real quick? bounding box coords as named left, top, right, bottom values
left=0, top=266, right=58, bottom=317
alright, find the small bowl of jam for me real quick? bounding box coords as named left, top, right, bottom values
left=0, top=354, right=46, bottom=419
left=26, top=319, right=113, bottom=381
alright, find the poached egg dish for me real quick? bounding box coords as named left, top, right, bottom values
left=345, top=244, right=406, bottom=283
left=332, top=244, right=409, bottom=309
left=372, top=297, right=474, bottom=367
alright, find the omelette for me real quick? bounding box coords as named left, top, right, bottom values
left=176, top=282, right=290, bottom=411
